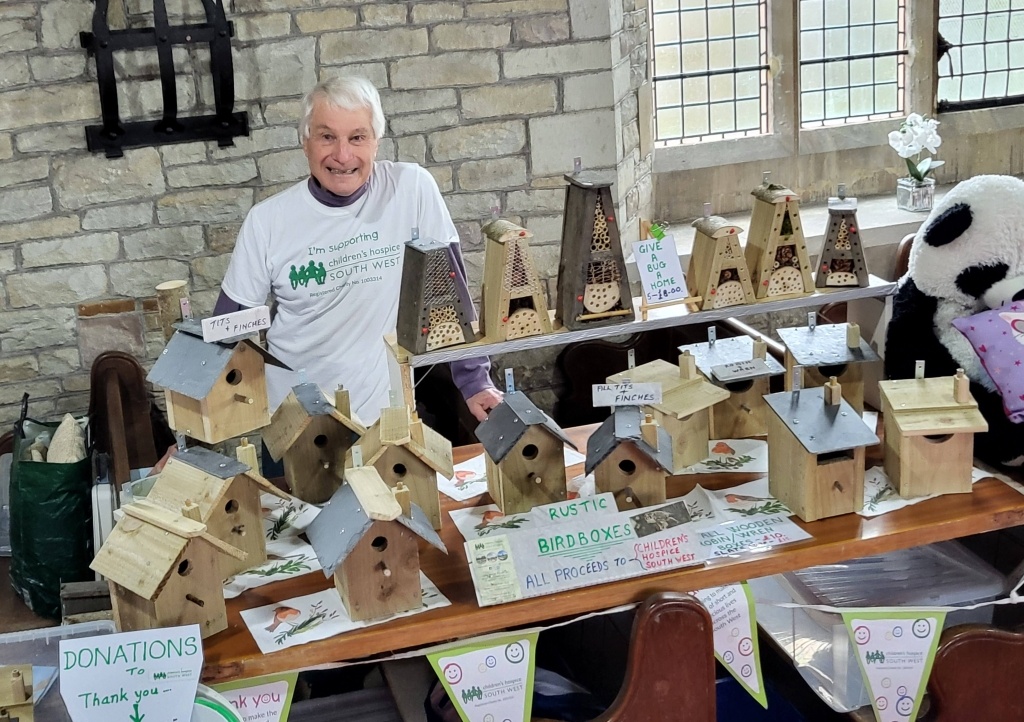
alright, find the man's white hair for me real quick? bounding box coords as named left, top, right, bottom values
left=300, top=76, right=386, bottom=141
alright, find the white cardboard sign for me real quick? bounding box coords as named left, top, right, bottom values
left=201, top=305, right=271, bottom=343
left=591, top=382, right=663, bottom=407
left=59, top=624, right=203, bottom=722
left=694, top=583, right=767, bottom=708
left=632, top=235, right=688, bottom=304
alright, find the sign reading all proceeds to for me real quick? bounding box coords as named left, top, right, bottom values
left=592, top=382, right=663, bottom=407
left=59, top=624, right=203, bottom=722
left=202, top=305, right=271, bottom=343
left=632, top=235, right=688, bottom=305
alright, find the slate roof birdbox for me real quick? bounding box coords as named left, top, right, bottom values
left=555, top=172, right=635, bottom=330
left=586, top=405, right=673, bottom=511
left=815, top=186, right=869, bottom=288
left=879, top=369, right=987, bottom=499
left=480, top=219, right=553, bottom=342
left=262, top=383, right=365, bottom=504
left=679, top=335, right=785, bottom=438
left=90, top=499, right=247, bottom=638
left=778, top=321, right=880, bottom=414
left=688, top=214, right=756, bottom=310
left=745, top=178, right=813, bottom=300
left=147, top=319, right=288, bottom=444
left=764, top=380, right=879, bottom=522
left=476, top=391, right=577, bottom=515
left=307, top=467, right=446, bottom=622
left=349, top=405, right=453, bottom=530
left=608, top=354, right=730, bottom=471
left=396, top=234, right=477, bottom=354
left=146, top=446, right=289, bottom=578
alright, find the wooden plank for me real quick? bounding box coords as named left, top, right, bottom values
left=487, top=428, right=567, bottom=515
left=201, top=343, right=271, bottom=444
left=336, top=520, right=422, bottom=622
left=380, top=406, right=413, bottom=445
left=154, top=541, right=229, bottom=638
left=283, top=414, right=349, bottom=504
left=766, top=414, right=817, bottom=521
left=123, top=499, right=207, bottom=537
left=708, top=376, right=769, bottom=438
left=147, top=458, right=229, bottom=522
left=662, top=411, right=710, bottom=472
left=263, top=391, right=311, bottom=460
left=892, top=408, right=988, bottom=436
left=879, top=376, right=981, bottom=413
left=594, top=443, right=666, bottom=511
left=348, top=466, right=403, bottom=521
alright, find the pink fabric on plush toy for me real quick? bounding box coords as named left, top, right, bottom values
left=953, top=303, right=1024, bottom=423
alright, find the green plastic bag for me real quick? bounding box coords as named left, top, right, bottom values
left=10, top=418, right=94, bottom=620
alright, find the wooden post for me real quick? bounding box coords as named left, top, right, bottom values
left=181, top=501, right=202, bottom=522
left=235, top=437, right=259, bottom=471
left=394, top=483, right=411, bottom=517
left=678, top=351, right=698, bottom=380
left=8, top=669, right=26, bottom=704
left=753, top=340, right=767, bottom=360
left=846, top=322, right=860, bottom=348
left=641, top=413, right=659, bottom=449
left=824, top=376, right=842, bottom=406
left=954, top=368, right=971, bottom=403
left=156, top=280, right=189, bottom=341
left=335, top=386, right=351, bottom=417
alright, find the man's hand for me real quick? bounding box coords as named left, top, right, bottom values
left=466, top=388, right=504, bottom=421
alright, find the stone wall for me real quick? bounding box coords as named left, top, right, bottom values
left=0, top=0, right=652, bottom=425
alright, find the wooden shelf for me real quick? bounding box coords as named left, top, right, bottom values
left=201, top=424, right=1024, bottom=683
left=406, top=275, right=895, bottom=367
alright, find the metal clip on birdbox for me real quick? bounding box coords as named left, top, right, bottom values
left=79, top=0, right=248, bottom=158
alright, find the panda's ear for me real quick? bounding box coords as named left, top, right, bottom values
left=921, top=202, right=972, bottom=247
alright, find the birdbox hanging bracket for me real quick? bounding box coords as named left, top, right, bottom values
left=80, top=0, right=248, bottom=159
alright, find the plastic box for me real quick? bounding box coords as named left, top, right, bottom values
left=0, top=621, right=117, bottom=721
left=751, top=541, right=1005, bottom=713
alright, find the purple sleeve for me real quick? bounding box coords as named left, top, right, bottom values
left=446, top=243, right=496, bottom=400
left=214, top=290, right=249, bottom=316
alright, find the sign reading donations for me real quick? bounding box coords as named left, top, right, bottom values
left=592, top=382, right=663, bottom=407
left=213, top=672, right=298, bottom=722
left=59, top=624, right=203, bottom=722
left=693, top=583, right=767, bottom=708
left=467, top=505, right=705, bottom=606
left=202, top=305, right=271, bottom=343
left=842, top=610, right=946, bottom=722
left=428, top=632, right=539, bottom=722
left=632, top=235, right=687, bottom=305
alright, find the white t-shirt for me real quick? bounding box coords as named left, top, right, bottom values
left=221, top=161, right=459, bottom=424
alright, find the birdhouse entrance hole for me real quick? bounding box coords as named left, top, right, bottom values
left=725, top=379, right=754, bottom=393
left=618, top=459, right=637, bottom=475
left=314, top=434, right=328, bottom=448
left=393, top=463, right=407, bottom=477
left=372, top=536, right=388, bottom=552
left=522, top=444, right=539, bottom=460
left=226, top=369, right=243, bottom=385
left=925, top=434, right=954, bottom=444
left=817, top=449, right=854, bottom=464
left=818, top=363, right=848, bottom=378
left=177, top=559, right=192, bottom=576
left=225, top=499, right=239, bottom=514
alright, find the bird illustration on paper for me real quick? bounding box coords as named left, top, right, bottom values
left=265, top=606, right=301, bottom=632
left=711, top=442, right=736, bottom=455
left=724, top=493, right=767, bottom=504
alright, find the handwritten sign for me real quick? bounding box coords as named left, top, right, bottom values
left=529, top=492, right=617, bottom=524
left=632, top=235, right=688, bottom=304
left=592, top=382, right=663, bottom=407
left=842, top=610, right=946, bottom=722
left=694, top=584, right=767, bottom=708
left=59, top=624, right=203, bottom=722
left=693, top=515, right=811, bottom=557
left=213, top=672, right=297, bottom=722
left=428, top=632, right=539, bottom=722
left=202, top=305, right=271, bottom=343
left=711, top=358, right=774, bottom=383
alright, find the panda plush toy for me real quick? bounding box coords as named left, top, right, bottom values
left=885, top=174, right=1024, bottom=467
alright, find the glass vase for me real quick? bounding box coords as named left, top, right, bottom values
left=896, top=176, right=935, bottom=212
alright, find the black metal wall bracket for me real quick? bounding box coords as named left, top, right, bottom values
left=80, top=0, right=248, bottom=159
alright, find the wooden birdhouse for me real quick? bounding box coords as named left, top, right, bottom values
left=778, top=320, right=880, bottom=414
left=815, top=185, right=869, bottom=288
left=146, top=446, right=289, bottom=578
left=555, top=172, right=634, bottom=330
left=0, top=666, right=33, bottom=722
left=879, top=369, right=988, bottom=499
left=679, top=335, right=785, bottom=438
left=688, top=212, right=756, bottom=310
left=585, top=406, right=673, bottom=511
left=476, top=391, right=578, bottom=515
left=764, top=380, right=879, bottom=522
left=348, top=405, right=453, bottom=530
left=307, top=467, right=446, bottom=622
left=608, top=354, right=730, bottom=472
left=90, top=499, right=247, bottom=638
left=147, top=319, right=288, bottom=444
left=262, top=383, right=365, bottom=504
left=744, top=176, right=813, bottom=300
left=396, top=234, right=477, bottom=354
left=480, top=219, right=553, bottom=341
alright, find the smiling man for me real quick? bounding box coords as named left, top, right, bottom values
left=217, top=76, right=502, bottom=426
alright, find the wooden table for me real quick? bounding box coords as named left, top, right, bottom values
left=201, top=426, right=1024, bottom=683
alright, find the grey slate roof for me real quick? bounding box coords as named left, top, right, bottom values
left=777, top=323, right=880, bottom=367
left=147, top=320, right=288, bottom=399
left=295, top=382, right=335, bottom=416
left=680, top=336, right=784, bottom=381
left=406, top=235, right=448, bottom=255
left=584, top=405, right=674, bottom=475
left=306, top=483, right=446, bottom=577
left=763, top=387, right=879, bottom=455
left=174, top=446, right=249, bottom=479
left=476, top=391, right=577, bottom=462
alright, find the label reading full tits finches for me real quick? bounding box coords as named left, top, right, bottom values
left=202, top=305, right=271, bottom=343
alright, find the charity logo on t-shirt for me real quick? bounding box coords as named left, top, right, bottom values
left=301, top=230, right=403, bottom=299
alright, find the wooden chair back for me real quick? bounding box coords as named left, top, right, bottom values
left=926, top=624, right=1024, bottom=721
